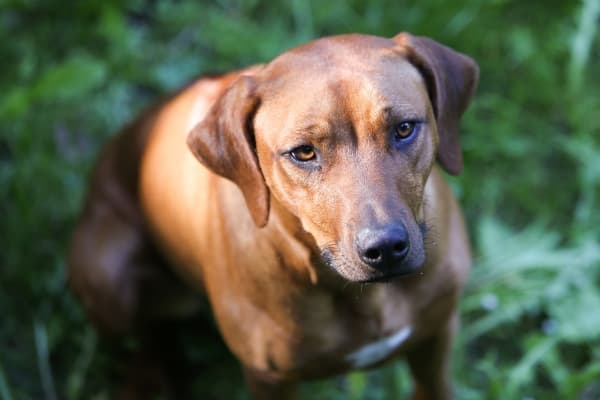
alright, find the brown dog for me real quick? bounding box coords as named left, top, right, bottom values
left=69, top=32, right=478, bottom=399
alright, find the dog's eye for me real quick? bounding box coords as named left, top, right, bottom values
left=290, top=145, right=316, bottom=162
left=393, top=121, right=418, bottom=141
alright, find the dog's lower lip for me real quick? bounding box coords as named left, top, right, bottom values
left=358, top=269, right=419, bottom=283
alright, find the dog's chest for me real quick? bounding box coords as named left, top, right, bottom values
left=294, top=287, right=414, bottom=370
left=344, top=326, right=412, bottom=368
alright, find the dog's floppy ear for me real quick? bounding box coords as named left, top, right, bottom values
left=394, top=32, right=479, bottom=175
left=187, top=75, right=270, bottom=227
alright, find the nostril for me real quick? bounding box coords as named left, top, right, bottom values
left=364, top=248, right=382, bottom=262
left=392, top=241, right=408, bottom=256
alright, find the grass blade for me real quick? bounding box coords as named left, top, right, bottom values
left=34, top=320, right=57, bottom=400
left=568, top=0, right=600, bottom=93
left=66, top=328, right=97, bottom=400
left=0, top=359, right=14, bottom=400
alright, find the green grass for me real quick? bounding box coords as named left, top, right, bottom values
left=1, top=0, right=599, bottom=399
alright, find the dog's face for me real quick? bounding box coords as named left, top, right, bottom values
left=254, top=37, right=435, bottom=281
left=188, top=33, right=478, bottom=282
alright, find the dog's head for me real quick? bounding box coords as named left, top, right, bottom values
left=188, top=33, right=478, bottom=282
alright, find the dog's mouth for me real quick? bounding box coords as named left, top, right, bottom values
left=356, top=269, right=421, bottom=283
left=320, top=246, right=424, bottom=283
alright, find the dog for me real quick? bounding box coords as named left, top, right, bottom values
left=69, top=32, right=478, bottom=399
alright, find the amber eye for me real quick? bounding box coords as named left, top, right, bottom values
left=394, top=121, right=417, bottom=140
left=290, top=145, right=316, bottom=162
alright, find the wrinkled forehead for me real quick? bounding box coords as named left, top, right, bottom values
left=254, top=37, right=430, bottom=139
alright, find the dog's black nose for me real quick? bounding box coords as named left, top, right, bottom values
left=356, top=224, right=410, bottom=270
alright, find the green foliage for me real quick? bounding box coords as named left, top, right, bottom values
left=0, top=0, right=598, bottom=399
left=459, top=219, right=600, bottom=398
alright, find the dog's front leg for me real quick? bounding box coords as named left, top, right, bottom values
left=406, top=312, right=458, bottom=400
left=242, top=367, right=297, bottom=400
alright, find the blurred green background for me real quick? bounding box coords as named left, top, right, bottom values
left=1, top=0, right=599, bottom=399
